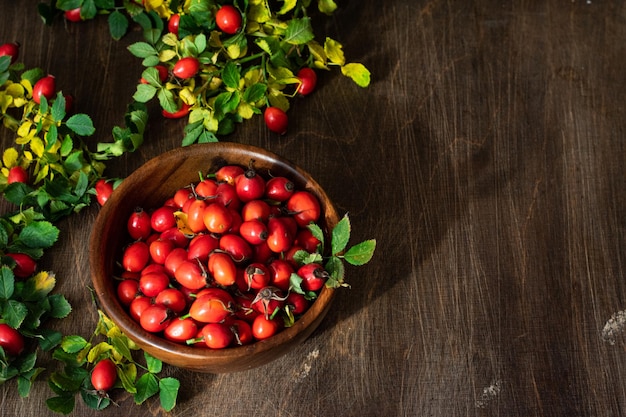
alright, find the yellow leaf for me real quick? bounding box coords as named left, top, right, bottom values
left=204, top=113, right=219, bottom=133
left=23, top=151, right=33, bottom=162
left=6, top=82, right=25, bottom=98
left=179, top=87, right=196, bottom=105
left=209, top=76, right=222, bottom=90
left=307, top=40, right=328, bottom=66
left=341, top=63, right=371, bottom=87
left=13, top=97, right=29, bottom=107
left=243, top=68, right=263, bottom=86
left=30, top=136, right=45, bottom=158
left=17, top=121, right=33, bottom=138
left=227, top=44, right=242, bottom=60
left=209, top=31, right=223, bottom=48
left=324, top=37, right=345, bottom=66
left=174, top=211, right=194, bottom=235
left=88, top=342, right=113, bottom=363
left=76, top=343, right=92, bottom=364
left=277, top=0, right=297, bottom=14
left=159, top=49, right=178, bottom=63
left=96, top=310, right=117, bottom=336
left=267, top=65, right=296, bottom=82
left=106, top=325, right=123, bottom=339
left=237, top=101, right=255, bottom=119
left=248, top=3, right=272, bottom=23
left=30, top=271, right=57, bottom=296
left=0, top=93, right=13, bottom=113
left=189, top=107, right=210, bottom=124
left=20, top=78, right=33, bottom=96
left=3, top=148, right=19, bottom=167
left=267, top=89, right=290, bottom=111
left=161, top=33, right=179, bottom=47
left=1, top=168, right=8, bottom=177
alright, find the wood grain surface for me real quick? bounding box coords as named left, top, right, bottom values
left=2, top=1, right=626, bottom=416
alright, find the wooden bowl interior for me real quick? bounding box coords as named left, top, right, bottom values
left=90, top=143, right=338, bottom=373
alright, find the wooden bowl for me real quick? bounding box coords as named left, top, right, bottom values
left=89, top=142, right=339, bottom=373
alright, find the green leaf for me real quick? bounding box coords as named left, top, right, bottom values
left=307, top=223, right=324, bottom=250
left=194, top=33, right=207, bottom=54
left=15, top=351, right=37, bottom=373
left=81, top=388, right=111, bottom=410
left=51, top=93, right=67, bottom=122
left=18, top=221, right=59, bottom=249
left=110, top=334, right=133, bottom=362
left=324, top=255, right=345, bottom=288
left=134, top=372, right=159, bottom=405
left=45, top=124, right=58, bottom=148
left=66, top=114, right=95, bottom=136
left=214, top=91, right=240, bottom=116
left=182, top=122, right=203, bottom=146
left=108, top=10, right=129, bottom=41
left=127, top=42, right=157, bottom=59
left=221, top=61, right=240, bottom=89
left=141, top=67, right=161, bottom=87
left=81, top=0, right=97, bottom=20
left=21, top=68, right=44, bottom=86
left=0, top=266, right=15, bottom=300
left=0, top=55, right=10, bottom=73
left=48, top=294, right=72, bottom=319
left=3, top=300, right=28, bottom=328
left=63, top=150, right=85, bottom=172
left=56, top=0, right=82, bottom=11
left=46, top=395, right=76, bottom=414
left=18, top=367, right=44, bottom=398
left=133, top=83, right=157, bottom=103
left=157, top=88, right=178, bottom=113
left=289, top=272, right=305, bottom=294
left=61, top=335, right=88, bottom=354
left=59, top=135, right=73, bottom=157
left=118, top=362, right=138, bottom=394
left=331, top=214, right=351, bottom=255
left=284, top=17, right=315, bottom=45
left=144, top=351, right=162, bottom=374
left=343, top=239, right=376, bottom=265
left=159, top=377, right=180, bottom=412
left=242, top=83, right=267, bottom=103
left=95, top=0, right=115, bottom=8
left=341, top=63, right=371, bottom=88
left=0, top=224, right=9, bottom=248
left=38, top=328, right=63, bottom=351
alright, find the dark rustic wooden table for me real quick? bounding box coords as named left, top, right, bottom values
left=2, top=1, right=626, bottom=416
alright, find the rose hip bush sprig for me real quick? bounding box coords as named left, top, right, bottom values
left=0, top=53, right=105, bottom=221
left=128, top=0, right=370, bottom=143
left=38, top=0, right=370, bottom=150
left=47, top=309, right=179, bottom=414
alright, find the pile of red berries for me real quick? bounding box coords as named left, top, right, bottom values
left=114, top=161, right=332, bottom=349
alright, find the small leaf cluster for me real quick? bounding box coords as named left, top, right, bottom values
left=126, top=0, right=370, bottom=145
left=0, top=184, right=71, bottom=396
left=0, top=264, right=71, bottom=397
left=38, top=0, right=371, bottom=149
left=47, top=310, right=180, bottom=414
left=0, top=56, right=108, bottom=222
left=291, top=213, right=376, bottom=294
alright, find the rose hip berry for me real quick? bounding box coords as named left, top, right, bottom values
left=264, top=107, right=288, bottom=135
left=215, top=5, right=242, bottom=35
left=32, top=75, right=56, bottom=104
